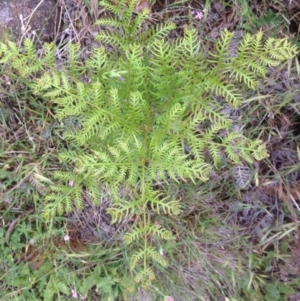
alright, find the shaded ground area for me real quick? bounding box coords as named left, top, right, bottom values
left=0, top=0, right=59, bottom=41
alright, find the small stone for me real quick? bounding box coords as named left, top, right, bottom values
left=0, top=0, right=60, bottom=42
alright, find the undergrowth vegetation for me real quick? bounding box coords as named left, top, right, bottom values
left=0, top=0, right=300, bottom=300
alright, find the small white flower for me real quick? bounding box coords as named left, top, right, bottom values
left=64, top=235, right=70, bottom=241
left=71, top=289, right=78, bottom=299
left=191, top=10, right=203, bottom=20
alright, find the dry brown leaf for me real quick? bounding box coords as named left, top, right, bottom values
left=5, top=218, right=19, bottom=243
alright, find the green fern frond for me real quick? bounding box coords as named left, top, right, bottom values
left=2, top=1, right=297, bottom=285
left=99, top=0, right=125, bottom=15
left=149, top=149, right=211, bottom=182
left=124, top=226, right=145, bottom=245
left=251, top=140, right=269, bottom=161
left=86, top=46, right=108, bottom=70
left=246, top=59, right=267, bottom=75
left=225, top=148, right=240, bottom=164
left=130, top=246, right=167, bottom=271
left=179, top=28, right=201, bottom=58
left=41, top=203, right=59, bottom=220
left=44, top=186, right=73, bottom=217
left=95, top=17, right=124, bottom=29
left=147, top=246, right=168, bottom=267
left=149, top=224, right=174, bottom=240
left=124, top=0, right=140, bottom=17
left=134, top=268, right=155, bottom=286
left=228, top=65, right=258, bottom=89
left=265, top=37, right=297, bottom=61
left=139, top=23, right=176, bottom=45
left=96, top=32, right=125, bottom=50
left=23, top=39, right=36, bottom=60
left=108, top=198, right=140, bottom=223
left=149, top=197, right=181, bottom=216
left=130, top=248, right=146, bottom=271
left=73, top=187, right=83, bottom=211
left=212, top=29, right=234, bottom=65
left=58, top=151, right=80, bottom=164
left=155, top=102, right=187, bottom=130
left=237, top=31, right=260, bottom=59
left=0, top=41, right=18, bottom=63
left=41, top=42, right=56, bottom=67
left=64, top=43, right=85, bottom=75
left=209, top=144, right=223, bottom=167
left=97, top=0, right=153, bottom=51
left=130, top=8, right=151, bottom=37
left=124, top=223, right=173, bottom=245
left=207, top=77, right=242, bottom=108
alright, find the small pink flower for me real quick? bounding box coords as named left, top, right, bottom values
left=64, top=235, right=70, bottom=241
left=68, top=180, right=74, bottom=187
left=191, top=10, right=203, bottom=20
left=71, top=289, right=78, bottom=299
left=29, top=136, right=34, bottom=141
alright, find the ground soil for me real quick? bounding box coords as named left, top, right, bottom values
left=0, top=0, right=59, bottom=41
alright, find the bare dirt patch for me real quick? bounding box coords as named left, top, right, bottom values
left=0, top=0, right=59, bottom=41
